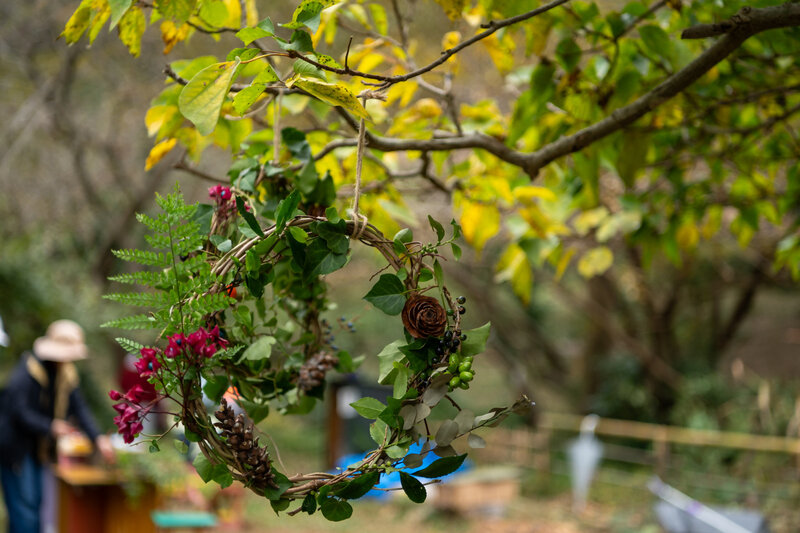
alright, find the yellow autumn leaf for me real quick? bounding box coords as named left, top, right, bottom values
left=244, top=0, right=258, bottom=26
left=554, top=247, right=576, bottom=281
left=356, top=52, right=384, bottom=74
left=61, top=0, right=93, bottom=44
left=459, top=201, right=500, bottom=254
left=676, top=220, right=699, bottom=250
left=434, top=0, right=467, bottom=20
left=441, top=31, right=461, bottom=73
left=145, top=138, right=178, bottom=171
left=573, top=207, right=609, bottom=236
left=286, top=76, right=370, bottom=121
left=145, top=105, right=180, bottom=138
left=577, top=246, right=614, bottom=278
left=482, top=32, right=515, bottom=74
left=222, top=0, right=242, bottom=27
left=117, top=6, right=146, bottom=57
left=495, top=244, right=533, bottom=305
left=161, top=20, right=192, bottom=54
left=514, top=185, right=557, bottom=204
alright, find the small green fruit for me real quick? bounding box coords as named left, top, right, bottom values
left=460, top=371, right=474, bottom=382
left=449, top=376, right=461, bottom=389
left=459, top=361, right=472, bottom=372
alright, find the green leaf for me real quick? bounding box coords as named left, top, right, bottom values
left=236, top=27, right=272, bottom=45
left=148, top=440, right=160, bottom=453
left=281, top=30, right=315, bottom=53
left=428, top=215, right=445, bottom=241
left=325, top=206, right=340, bottom=223
left=450, top=242, right=462, bottom=261
left=154, top=0, right=197, bottom=24
left=276, top=190, right=301, bottom=232
left=350, top=397, right=386, bottom=419
left=639, top=25, right=672, bottom=60
left=412, top=454, right=467, bottom=478
left=284, top=0, right=339, bottom=32
left=399, top=472, right=427, bottom=503
left=236, top=196, right=264, bottom=237
left=302, top=493, right=317, bottom=514
left=377, top=340, right=405, bottom=383
left=335, top=471, right=380, bottom=500
left=109, top=0, right=133, bottom=29
left=320, top=499, right=352, bottom=522
left=363, top=274, right=406, bottom=315
left=460, top=322, right=490, bottom=357
left=556, top=38, right=581, bottom=73
left=287, top=76, right=370, bottom=120
left=292, top=58, right=328, bottom=81
left=369, top=419, right=388, bottom=445
left=264, top=472, right=292, bottom=500
left=202, top=374, right=229, bottom=402
left=193, top=454, right=214, bottom=482
left=270, top=498, right=291, bottom=513
left=232, top=64, right=280, bottom=115
left=178, top=58, right=241, bottom=135
left=239, top=336, right=276, bottom=361
left=305, top=239, right=348, bottom=276
left=288, top=226, right=308, bottom=243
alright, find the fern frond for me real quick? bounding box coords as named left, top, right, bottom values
left=136, top=212, right=170, bottom=234
left=103, top=291, right=172, bottom=308
left=102, top=314, right=160, bottom=330
left=115, top=337, right=145, bottom=354
left=107, top=271, right=168, bottom=288
left=112, top=249, right=170, bottom=267
left=184, top=292, right=234, bottom=316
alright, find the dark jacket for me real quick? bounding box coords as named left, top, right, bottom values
left=0, top=352, right=100, bottom=466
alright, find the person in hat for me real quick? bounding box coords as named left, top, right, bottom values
left=0, top=319, right=114, bottom=533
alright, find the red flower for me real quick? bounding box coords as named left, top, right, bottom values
left=134, top=347, right=161, bottom=377
left=109, top=390, right=123, bottom=401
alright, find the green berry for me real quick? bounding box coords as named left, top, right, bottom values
left=460, top=371, right=474, bottom=382
left=458, top=361, right=472, bottom=372
left=458, top=381, right=470, bottom=390
left=449, top=376, right=461, bottom=389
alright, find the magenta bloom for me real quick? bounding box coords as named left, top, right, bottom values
left=108, top=390, right=123, bottom=401
left=134, top=347, right=161, bottom=377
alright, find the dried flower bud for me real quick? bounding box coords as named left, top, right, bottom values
left=401, top=294, right=447, bottom=339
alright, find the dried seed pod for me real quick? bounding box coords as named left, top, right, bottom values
left=214, top=398, right=278, bottom=490
left=297, top=351, right=339, bottom=392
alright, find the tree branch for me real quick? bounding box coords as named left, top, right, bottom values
left=287, top=0, right=571, bottom=88
left=520, top=2, right=800, bottom=175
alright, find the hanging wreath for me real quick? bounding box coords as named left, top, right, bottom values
left=105, top=126, right=530, bottom=520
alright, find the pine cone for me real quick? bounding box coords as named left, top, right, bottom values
left=297, top=351, right=338, bottom=392
left=402, top=293, right=447, bottom=338
left=214, top=398, right=277, bottom=489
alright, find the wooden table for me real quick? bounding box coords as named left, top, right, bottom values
left=54, top=464, right=158, bottom=533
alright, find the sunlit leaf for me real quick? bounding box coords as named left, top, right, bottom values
left=116, top=5, right=146, bottom=56
left=145, top=138, right=178, bottom=170
left=178, top=58, right=241, bottom=135
left=286, top=76, right=370, bottom=120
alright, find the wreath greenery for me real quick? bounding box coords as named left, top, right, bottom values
left=105, top=128, right=530, bottom=519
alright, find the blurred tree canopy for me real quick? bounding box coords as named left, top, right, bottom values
left=47, top=0, right=800, bottom=420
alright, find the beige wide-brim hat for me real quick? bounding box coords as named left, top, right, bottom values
left=33, top=319, right=88, bottom=362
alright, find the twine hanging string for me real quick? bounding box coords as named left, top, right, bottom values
left=350, top=91, right=384, bottom=240
left=350, top=107, right=368, bottom=240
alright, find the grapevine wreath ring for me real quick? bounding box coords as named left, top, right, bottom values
left=106, top=126, right=530, bottom=519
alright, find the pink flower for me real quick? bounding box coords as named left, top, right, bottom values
left=134, top=347, right=161, bottom=377
left=187, top=329, right=209, bottom=351
left=109, top=390, right=123, bottom=401
left=125, top=384, right=149, bottom=403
